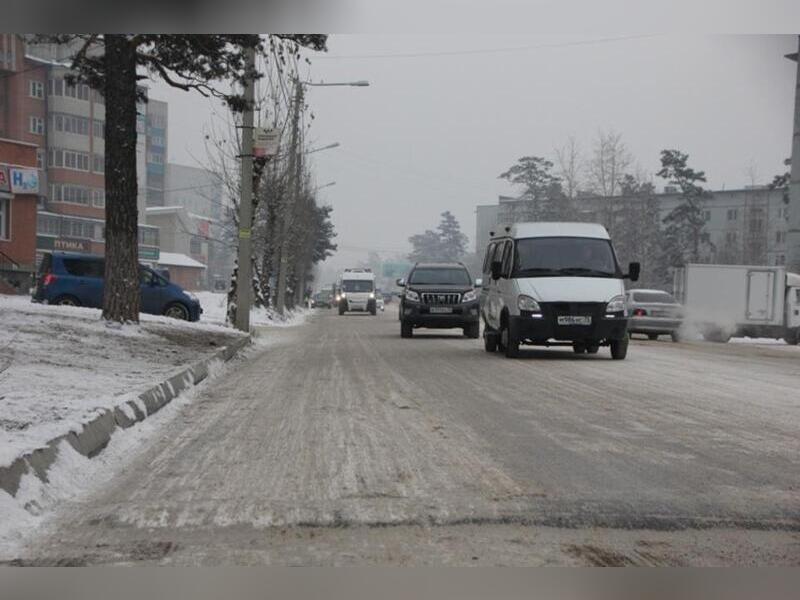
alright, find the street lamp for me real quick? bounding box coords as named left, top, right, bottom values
left=305, top=142, right=340, bottom=155
left=303, top=80, right=370, bottom=87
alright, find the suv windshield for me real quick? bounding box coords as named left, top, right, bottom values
left=513, top=237, right=619, bottom=278
left=409, top=268, right=471, bottom=286
left=633, top=291, right=677, bottom=303
left=342, top=280, right=373, bottom=292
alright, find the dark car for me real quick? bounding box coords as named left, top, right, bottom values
left=397, top=262, right=481, bottom=338
left=311, top=291, right=333, bottom=309
left=32, top=252, right=203, bottom=321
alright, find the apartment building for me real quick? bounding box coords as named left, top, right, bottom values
left=0, top=36, right=162, bottom=270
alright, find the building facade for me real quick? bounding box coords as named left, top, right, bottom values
left=0, top=138, right=40, bottom=293
left=0, top=36, right=162, bottom=271
left=476, top=186, right=791, bottom=268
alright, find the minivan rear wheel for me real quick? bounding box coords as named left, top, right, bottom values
left=164, top=302, right=190, bottom=320
left=54, top=295, right=80, bottom=307
left=502, top=323, right=520, bottom=358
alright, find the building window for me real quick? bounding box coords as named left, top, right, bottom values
left=29, top=116, right=45, bottom=135
left=92, top=89, right=104, bottom=105
left=36, top=149, right=45, bottom=169
left=48, top=78, right=63, bottom=96
left=48, top=148, right=90, bottom=172
left=92, top=188, right=105, bottom=208
left=725, top=231, right=738, bottom=245
left=92, top=154, right=104, bottom=174
left=776, top=254, right=786, bottom=266
left=702, top=210, right=711, bottom=222
left=93, top=119, right=104, bottom=139
left=29, top=80, right=44, bottom=99
left=0, top=197, right=9, bottom=240
left=726, top=209, right=738, bottom=221
left=51, top=113, right=90, bottom=136
left=147, top=152, right=163, bottom=164
left=63, top=82, right=90, bottom=101
left=50, top=183, right=91, bottom=205
left=776, top=230, right=786, bottom=244
left=190, top=237, right=202, bottom=255
left=779, top=207, right=789, bottom=219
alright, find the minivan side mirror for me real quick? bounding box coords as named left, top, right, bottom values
left=626, top=262, right=641, bottom=282
left=474, top=278, right=483, bottom=288
left=490, top=261, right=503, bottom=281
left=396, top=278, right=406, bottom=287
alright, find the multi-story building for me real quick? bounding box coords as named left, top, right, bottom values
left=476, top=186, right=791, bottom=268
left=145, top=162, right=234, bottom=289
left=0, top=36, right=162, bottom=270
left=145, top=99, right=167, bottom=207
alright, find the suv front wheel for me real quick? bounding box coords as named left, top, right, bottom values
left=401, top=321, right=413, bottom=338
left=501, top=322, right=520, bottom=358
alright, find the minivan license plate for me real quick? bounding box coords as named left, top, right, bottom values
left=429, top=307, right=453, bottom=314
left=558, top=315, right=591, bottom=326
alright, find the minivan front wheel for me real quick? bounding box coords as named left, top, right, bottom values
left=502, top=323, right=520, bottom=358
left=610, top=337, right=629, bottom=360
left=164, top=302, right=190, bottom=320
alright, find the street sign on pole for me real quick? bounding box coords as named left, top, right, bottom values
left=253, top=127, right=279, bottom=158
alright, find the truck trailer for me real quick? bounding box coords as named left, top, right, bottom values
left=673, top=263, right=800, bottom=344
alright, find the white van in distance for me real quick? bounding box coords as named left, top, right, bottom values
left=479, top=222, right=640, bottom=359
left=338, top=268, right=378, bottom=315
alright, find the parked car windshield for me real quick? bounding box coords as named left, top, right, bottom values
left=513, top=237, right=619, bottom=277
left=633, top=291, right=677, bottom=304
left=409, top=268, right=471, bottom=286
left=342, top=279, right=374, bottom=292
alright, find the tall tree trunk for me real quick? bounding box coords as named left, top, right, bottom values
left=102, top=35, right=140, bottom=323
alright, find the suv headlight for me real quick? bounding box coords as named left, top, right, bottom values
left=462, top=289, right=477, bottom=303
left=369, top=292, right=375, bottom=299
left=606, top=295, right=626, bottom=314
left=518, top=294, right=541, bottom=313
left=405, top=289, right=420, bottom=302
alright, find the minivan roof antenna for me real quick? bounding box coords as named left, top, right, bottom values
left=505, top=226, right=511, bottom=233
left=489, top=231, right=495, bottom=236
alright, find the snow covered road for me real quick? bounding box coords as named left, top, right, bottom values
left=6, top=306, right=800, bottom=565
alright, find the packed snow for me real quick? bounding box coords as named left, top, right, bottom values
left=0, top=294, right=245, bottom=469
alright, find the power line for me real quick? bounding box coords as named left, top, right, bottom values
left=315, top=34, right=660, bottom=61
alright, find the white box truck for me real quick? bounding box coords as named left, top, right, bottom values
left=673, top=263, right=800, bottom=344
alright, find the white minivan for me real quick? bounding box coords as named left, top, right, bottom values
left=338, top=268, right=378, bottom=315
left=479, top=222, right=640, bottom=359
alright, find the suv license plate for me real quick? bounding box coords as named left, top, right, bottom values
left=429, top=307, right=453, bottom=314
left=558, top=315, right=591, bottom=326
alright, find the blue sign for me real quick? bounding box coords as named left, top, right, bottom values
left=10, top=168, right=39, bottom=194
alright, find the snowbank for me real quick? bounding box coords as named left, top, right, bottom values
left=0, top=295, right=245, bottom=469
left=196, top=291, right=312, bottom=328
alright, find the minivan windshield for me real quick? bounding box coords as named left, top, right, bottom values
left=409, top=268, right=471, bottom=286
left=342, top=279, right=374, bottom=292
left=513, top=237, right=620, bottom=278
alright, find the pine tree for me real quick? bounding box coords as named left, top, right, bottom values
left=657, top=149, right=712, bottom=268
left=498, top=156, right=570, bottom=221
left=408, top=211, right=467, bottom=263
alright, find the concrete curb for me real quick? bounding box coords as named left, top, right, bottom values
left=0, top=335, right=251, bottom=498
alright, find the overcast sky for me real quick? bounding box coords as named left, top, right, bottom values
left=151, top=34, right=798, bottom=274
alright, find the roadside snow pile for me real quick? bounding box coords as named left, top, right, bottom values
left=0, top=294, right=245, bottom=469
left=196, top=291, right=312, bottom=328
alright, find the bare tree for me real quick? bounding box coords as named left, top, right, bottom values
left=554, top=136, right=583, bottom=199
left=588, top=130, right=632, bottom=238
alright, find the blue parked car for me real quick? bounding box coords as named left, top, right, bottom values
left=32, top=252, right=202, bottom=321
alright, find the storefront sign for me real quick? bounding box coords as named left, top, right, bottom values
left=10, top=168, right=39, bottom=194
left=138, top=246, right=160, bottom=261
left=54, top=238, right=89, bottom=252
left=0, top=166, right=10, bottom=193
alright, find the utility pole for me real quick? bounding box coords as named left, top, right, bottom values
left=234, top=44, right=256, bottom=332
left=787, top=36, right=800, bottom=272
left=275, top=79, right=303, bottom=315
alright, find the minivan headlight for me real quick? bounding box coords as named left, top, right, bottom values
left=606, top=295, right=626, bottom=314
left=405, top=289, right=420, bottom=302
left=518, top=294, right=541, bottom=313
left=462, top=289, right=477, bottom=303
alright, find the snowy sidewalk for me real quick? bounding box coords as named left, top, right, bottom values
left=0, top=295, right=247, bottom=471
